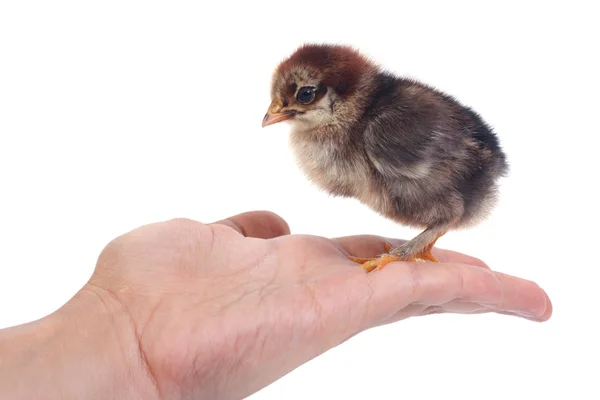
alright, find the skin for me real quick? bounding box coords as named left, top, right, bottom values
left=0, top=210, right=552, bottom=399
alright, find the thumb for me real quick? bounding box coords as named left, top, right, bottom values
left=211, top=210, right=290, bottom=239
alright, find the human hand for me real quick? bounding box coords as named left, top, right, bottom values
left=0, top=210, right=551, bottom=400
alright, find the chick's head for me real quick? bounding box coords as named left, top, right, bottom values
left=262, top=44, right=375, bottom=130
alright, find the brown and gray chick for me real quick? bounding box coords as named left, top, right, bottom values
left=262, top=44, right=508, bottom=272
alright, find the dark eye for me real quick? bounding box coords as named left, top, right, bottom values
left=296, top=86, right=316, bottom=104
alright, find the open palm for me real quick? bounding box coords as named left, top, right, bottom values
left=86, top=211, right=551, bottom=400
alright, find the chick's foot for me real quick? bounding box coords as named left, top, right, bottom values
left=349, top=242, right=438, bottom=273
left=348, top=243, right=394, bottom=272
left=349, top=254, right=400, bottom=272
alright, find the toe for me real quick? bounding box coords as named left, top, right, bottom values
left=359, top=259, right=379, bottom=273
left=349, top=256, right=373, bottom=264
left=376, top=254, right=400, bottom=270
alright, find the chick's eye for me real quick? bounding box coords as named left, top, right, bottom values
left=296, top=87, right=316, bottom=104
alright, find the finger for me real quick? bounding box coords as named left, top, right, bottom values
left=372, top=302, right=486, bottom=326
left=419, top=302, right=489, bottom=316
left=366, top=262, right=550, bottom=325
left=492, top=273, right=552, bottom=321
left=463, top=307, right=554, bottom=322
left=335, top=234, right=489, bottom=268
left=211, top=210, right=290, bottom=239
left=334, top=235, right=404, bottom=258
left=345, top=300, right=541, bottom=343
left=377, top=301, right=541, bottom=327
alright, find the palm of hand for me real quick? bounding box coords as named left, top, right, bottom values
left=86, top=211, right=550, bottom=399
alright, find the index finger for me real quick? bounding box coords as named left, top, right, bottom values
left=364, top=261, right=551, bottom=325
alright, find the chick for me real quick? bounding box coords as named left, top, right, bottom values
left=262, top=44, right=508, bottom=272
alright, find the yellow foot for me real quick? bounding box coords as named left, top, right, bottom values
left=348, top=242, right=398, bottom=272
left=349, top=254, right=400, bottom=273
left=349, top=242, right=438, bottom=273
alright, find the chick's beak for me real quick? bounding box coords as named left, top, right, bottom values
left=262, top=100, right=296, bottom=128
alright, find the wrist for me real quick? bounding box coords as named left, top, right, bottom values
left=0, top=284, right=159, bottom=400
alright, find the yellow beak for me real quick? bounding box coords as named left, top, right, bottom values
left=262, top=99, right=295, bottom=127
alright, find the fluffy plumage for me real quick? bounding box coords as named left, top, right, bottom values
left=263, top=44, right=508, bottom=270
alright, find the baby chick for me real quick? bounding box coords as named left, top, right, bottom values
left=262, top=44, right=508, bottom=272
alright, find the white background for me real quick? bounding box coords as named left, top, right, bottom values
left=1, top=1, right=598, bottom=399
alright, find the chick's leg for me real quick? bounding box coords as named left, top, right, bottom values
left=390, top=225, right=449, bottom=263
left=350, top=226, right=449, bottom=272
